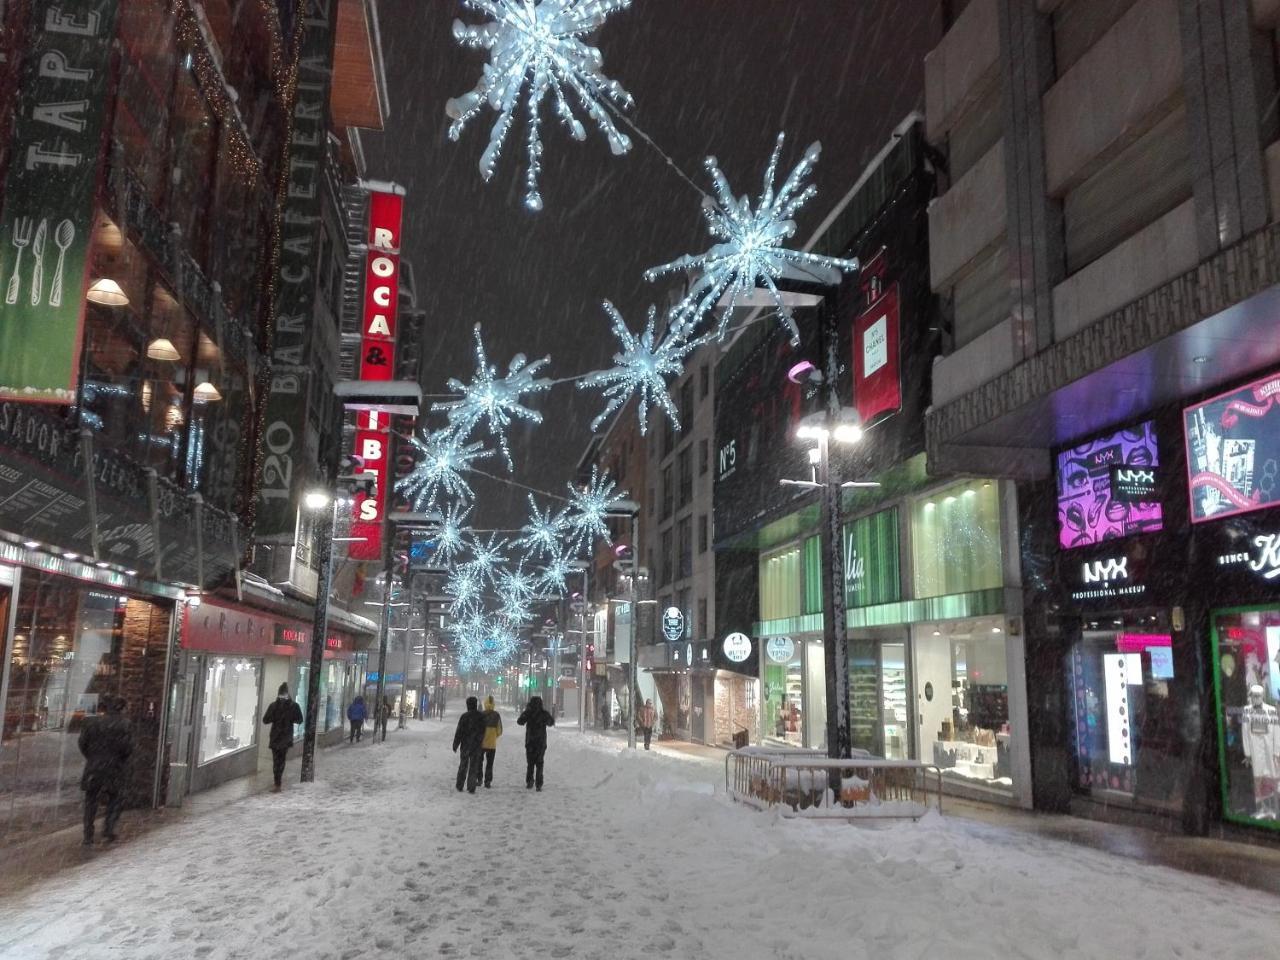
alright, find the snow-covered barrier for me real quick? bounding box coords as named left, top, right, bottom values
left=725, top=750, right=942, bottom=820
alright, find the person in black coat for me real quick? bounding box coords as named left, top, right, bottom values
left=452, top=695, right=487, bottom=793
left=78, top=695, right=134, bottom=845
left=517, top=695, right=555, bottom=791
left=262, top=683, right=304, bottom=792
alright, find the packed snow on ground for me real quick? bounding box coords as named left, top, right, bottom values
left=0, top=718, right=1274, bottom=960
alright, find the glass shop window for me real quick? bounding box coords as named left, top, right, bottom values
left=760, top=545, right=802, bottom=622
left=911, top=480, right=1004, bottom=598
left=198, top=657, right=261, bottom=764
left=185, top=328, right=247, bottom=513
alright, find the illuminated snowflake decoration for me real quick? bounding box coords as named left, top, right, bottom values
left=433, top=325, right=552, bottom=469
left=563, top=465, right=627, bottom=553
left=432, top=501, right=472, bottom=567
left=397, top=428, right=492, bottom=509
left=580, top=302, right=697, bottom=436
left=446, top=566, right=483, bottom=618
left=462, top=532, right=509, bottom=585
left=645, top=133, right=859, bottom=346
left=534, top=551, right=574, bottom=597
left=453, top=613, right=522, bottom=673
left=513, top=494, right=567, bottom=560
left=445, top=0, right=635, bottom=211
left=497, top=563, right=540, bottom=615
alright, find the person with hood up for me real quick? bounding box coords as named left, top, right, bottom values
left=375, top=696, right=391, bottom=742
left=517, top=695, right=555, bottom=791
left=262, top=683, right=304, bottom=792
left=480, top=695, right=503, bottom=788
left=346, top=695, right=367, bottom=743
left=637, top=698, right=658, bottom=751
left=78, top=695, right=134, bottom=845
left=452, top=696, right=486, bottom=793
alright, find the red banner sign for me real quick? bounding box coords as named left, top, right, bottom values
left=359, top=190, right=403, bottom=382
left=348, top=409, right=390, bottom=561
left=853, top=281, right=901, bottom=426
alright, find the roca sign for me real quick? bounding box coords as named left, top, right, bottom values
left=722, top=632, right=752, bottom=663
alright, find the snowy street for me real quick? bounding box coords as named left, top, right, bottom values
left=1, top=714, right=1277, bottom=960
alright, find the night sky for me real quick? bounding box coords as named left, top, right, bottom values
left=363, top=0, right=942, bottom=528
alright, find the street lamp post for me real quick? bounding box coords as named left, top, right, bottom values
left=604, top=500, right=641, bottom=750
left=569, top=561, right=590, bottom=733
left=300, top=491, right=338, bottom=783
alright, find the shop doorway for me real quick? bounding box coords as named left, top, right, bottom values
left=849, top=632, right=911, bottom=759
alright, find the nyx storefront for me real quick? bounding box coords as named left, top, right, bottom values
left=1029, top=367, right=1280, bottom=840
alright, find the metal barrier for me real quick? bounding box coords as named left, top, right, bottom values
left=725, top=751, right=942, bottom=820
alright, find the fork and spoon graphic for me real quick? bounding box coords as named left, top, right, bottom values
left=4, top=216, right=77, bottom=307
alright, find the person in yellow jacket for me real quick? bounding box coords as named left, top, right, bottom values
left=480, top=695, right=503, bottom=789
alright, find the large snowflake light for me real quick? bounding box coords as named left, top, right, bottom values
left=446, top=0, right=635, bottom=211
left=462, top=532, right=509, bottom=584
left=497, top=563, right=540, bottom=615
left=446, top=566, right=483, bottom=617
left=535, top=551, right=574, bottom=597
left=563, top=465, right=628, bottom=553
left=431, top=501, right=472, bottom=566
left=433, top=325, right=552, bottom=469
left=514, top=494, right=566, bottom=560
left=397, top=428, right=492, bottom=509
left=580, top=302, right=696, bottom=436
left=645, top=133, right=859, bottom=346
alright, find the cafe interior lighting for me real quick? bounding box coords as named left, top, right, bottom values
left=86, top=277, right=129, bottom=306
left=146, top=337, right=182, bottom=361
left=193, top=381, right=223, bottom=402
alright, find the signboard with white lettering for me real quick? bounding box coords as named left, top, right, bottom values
left=722, top=632, right=752, bottom=663
left=358, top=191, right=403, bottom=382
left=661, top=606, right=684, bottom=642
left=0, top=0, right=120, bottom=403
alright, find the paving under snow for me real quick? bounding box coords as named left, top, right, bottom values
left=0, top=716, right=1274, bottom=960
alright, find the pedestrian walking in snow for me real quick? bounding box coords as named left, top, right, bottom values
left=517, top=695, right=555, bottom=791
left=637, top=699, right=657, bottom=751
left=480, top=695, right=503, bottom=788
left=262, top=683, right=304, bottom=792
left=347, top=696, right=366, bottom=743
left=78, top=695, right=134, bottom=846
left=375, top=697, right=391, bottom=741
left=437, top=692, right=447, bottom=719
left=452, top=695, right=486, bottom=793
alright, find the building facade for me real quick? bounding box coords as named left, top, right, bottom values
left=0, top=0, right=392, bottom=838
left=924, top=0, right=1280, bottom=839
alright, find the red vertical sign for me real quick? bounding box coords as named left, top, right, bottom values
left=349, top=409, right=390, bottom=561
left=348, top=189, right=404, bottom=561
left=853, top=280, right=901, bottom=426
left=359, top=191, right=403, bottom=382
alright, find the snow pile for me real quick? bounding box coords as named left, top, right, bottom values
left=0, top=720, right=1274, bottom=960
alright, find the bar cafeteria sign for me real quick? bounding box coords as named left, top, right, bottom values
left=0, top=0, right=119, bottom=403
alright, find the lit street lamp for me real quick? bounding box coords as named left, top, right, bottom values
left=606, top=499, right=641, bottom=749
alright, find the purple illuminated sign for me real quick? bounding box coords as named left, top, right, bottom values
left=1056, top=422, right=1162, bottom=549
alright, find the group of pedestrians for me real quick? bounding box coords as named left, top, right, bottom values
left=344, top=695, right=395, bottom=744
left=452, top=695, right=555, bottom=793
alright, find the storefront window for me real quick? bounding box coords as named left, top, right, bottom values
left=185, top=329, right=247, bottom=513
left=198, top=657, right=261, bottom=763
left=0, top=573, right=169, bottom=840
left=1211, top=606, right=1280, bottom=830
left=762, top=636, right=803, bottom=746
left=843, top=508, right=901, bottom=609
left=911, top=480, right=1003, bottom=598
left=760, top=545, right=802, bottom=621
left=1067, top=610, right=1185, bottom=810
left=919, top=618, right=1013, bottom=790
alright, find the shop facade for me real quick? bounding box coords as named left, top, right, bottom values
left=1023, top=365, right=1280, bottom=841
left=0, top=553, right=183, bottom=843
left=169, top=598, right=365, bottom=797
left=752, top=470, right=1031, bottom=805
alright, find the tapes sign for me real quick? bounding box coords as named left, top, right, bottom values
left=0, top=0, right=120, bottom=403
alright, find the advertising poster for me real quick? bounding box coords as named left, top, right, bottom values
left=1211, top=606, right=1280, bottom=829
left=1056, top=422, right=1162, bottom=549
left=1186, top=370, right=1280, bottom=522
left=0, top=0, right=119, bottom=402
left=852, top=282, right=901, bottom=425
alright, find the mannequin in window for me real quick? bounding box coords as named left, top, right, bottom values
left=1241, top=684, right=1280, bottom=820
